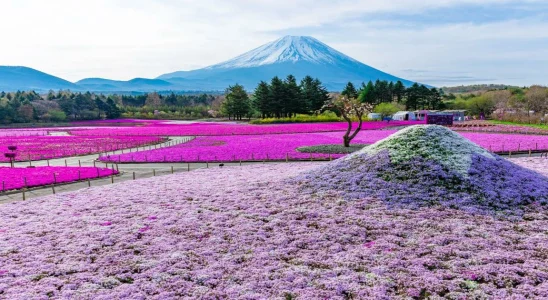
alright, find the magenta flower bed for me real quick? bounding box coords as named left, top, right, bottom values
left=0, top=136, right=163, bottom=162
left=100, top=134, right=347, bottom=162
left=69, top=121, right=424, bottom=136
left=0, top=130, right=49, bottom=137
left=0, top=166, right=117, bottom=191
left=451, top=124, right=548, bottom=135
left=461, top=132, right=548, bottom=152
left=99, top=130, right=548, bottom=163
left=0, top=163, right=547, bottom=298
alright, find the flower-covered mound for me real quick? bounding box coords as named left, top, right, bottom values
left=1, top=162, right=548, bottom=299
left=296, top=125, right=548, bottom=216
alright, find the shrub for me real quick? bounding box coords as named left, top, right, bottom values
left=296, top=144, right=369, bottom=154
left=249, top=112, right=340, bottom=124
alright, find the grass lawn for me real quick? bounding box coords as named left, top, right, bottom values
left=490, top=120, right=548, bottom=130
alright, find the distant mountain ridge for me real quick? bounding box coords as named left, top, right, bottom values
left=0, top=66, right=79, bottom=91
left=1, top=36, right=422, bottom=92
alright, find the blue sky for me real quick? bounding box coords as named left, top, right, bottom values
left=1, top=0, right=547, bottom=86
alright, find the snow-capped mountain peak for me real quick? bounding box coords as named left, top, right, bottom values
left=205, top=36, right=359, bottom=69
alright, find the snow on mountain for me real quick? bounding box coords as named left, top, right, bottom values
left=205, top=36, right=360, bottom=69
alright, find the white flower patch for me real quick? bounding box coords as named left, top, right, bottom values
left=346, top=125, right=494, bottom=176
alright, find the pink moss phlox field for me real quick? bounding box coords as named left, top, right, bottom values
left=451, top=124, right=548, bottom=135
left=0, top=136, right=162, bottom=162
left=0, top=166, right=117, bottom=191
left=98, top=132, right=396, bottom=162
left=99, top=130, right=548, bottom=163
left=0, top=163, right=547, bottom=298
left=68, top=121, right=424, bottom=136
left=0, top=130, right=50, bottom=137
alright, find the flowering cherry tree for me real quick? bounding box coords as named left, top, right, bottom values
left=323, top=96, right=373, bottom=147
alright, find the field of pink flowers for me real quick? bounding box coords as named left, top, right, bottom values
left=451, top=123, right=548, bottom=135
left=0, top=136, right=163, bottom=162
left=99, top=130, right=548, bottom=163
left=68, top=121, right=424, bottom=136
left=0, top=166, right=117, bottom=191
left=0, top=130, right=49, bottom=137
left=0, top=162, right=546, bottom=298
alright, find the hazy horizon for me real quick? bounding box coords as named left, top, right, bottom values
left=2, top=0, right=548, bottom=86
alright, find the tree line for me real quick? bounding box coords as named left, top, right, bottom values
left=446, top=86, right=548, bottom=123
left=341, top=80, right=443, bottom=111
left=0, top=90, right=220, bottom=124
left=221, top=75, right=331, bottom=120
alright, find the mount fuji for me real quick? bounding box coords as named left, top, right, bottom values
left=0, top=36, right=421, bottom=92
left=157, top=36, right=417, bottom=91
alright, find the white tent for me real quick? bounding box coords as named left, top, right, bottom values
left=367, top=113, right=382, bottom=120
left=392, top=111, right=416, bottom=121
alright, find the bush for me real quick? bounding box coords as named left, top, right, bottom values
left=296, top=144, right=369, bottom=154
left=249, top=112, right=340, bottom=124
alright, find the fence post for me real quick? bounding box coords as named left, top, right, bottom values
left=47, top=159, right=50, bottom=167
left=78, top=170, right=81, bottom=181
left=78, top=160, right=81, bottom=167
left=133, top=172, right=136, bottom=180
left=2, top=181, right=4, bottom=192
left=65, top=159, right=68, bottom=167
left=153, top=169, right=156, bottom=176
left=52, top=186, right=56, bottom=194
left=187, top=163, right=190, bottom=172
left=529, top=149, right=532, bottom=157
left=206, top=161, right=209, bottom=168
left=53, top=173, right=57, bottom=184
left=24, top=177, right=27, bottom=188
left=88, top=180, right=91, bottom=187
left=171, top=166, right=174, bottom=174
left=22, top=189, right=26, bottom=201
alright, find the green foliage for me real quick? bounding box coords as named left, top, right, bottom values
left=221, top=84, right=251, bottom=120
left=0, top=90, right=221, bottom=124
left=466, top=96, right=496, bottom=117
left=48, top=110, right=67, bottom=122
left=251, top=74, right=330, bottom=118
left=354, top=80, right=441, bottom=111
left=490, top=120, right=548, bottom=129
left=341, top=82, right=359, bottom=99
left=373, top=102, right=403, bottom=119
left=296, top=144, right=369, bottom=154
left=249, top=112, right=339, bottom=124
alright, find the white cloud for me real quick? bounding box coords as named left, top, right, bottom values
left=0, top=0, right=546, bottom=86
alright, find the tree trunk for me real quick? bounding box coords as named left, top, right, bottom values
left=342, top=114, right=352, bottom=147
left=343, top=135, right=350, bottom=147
